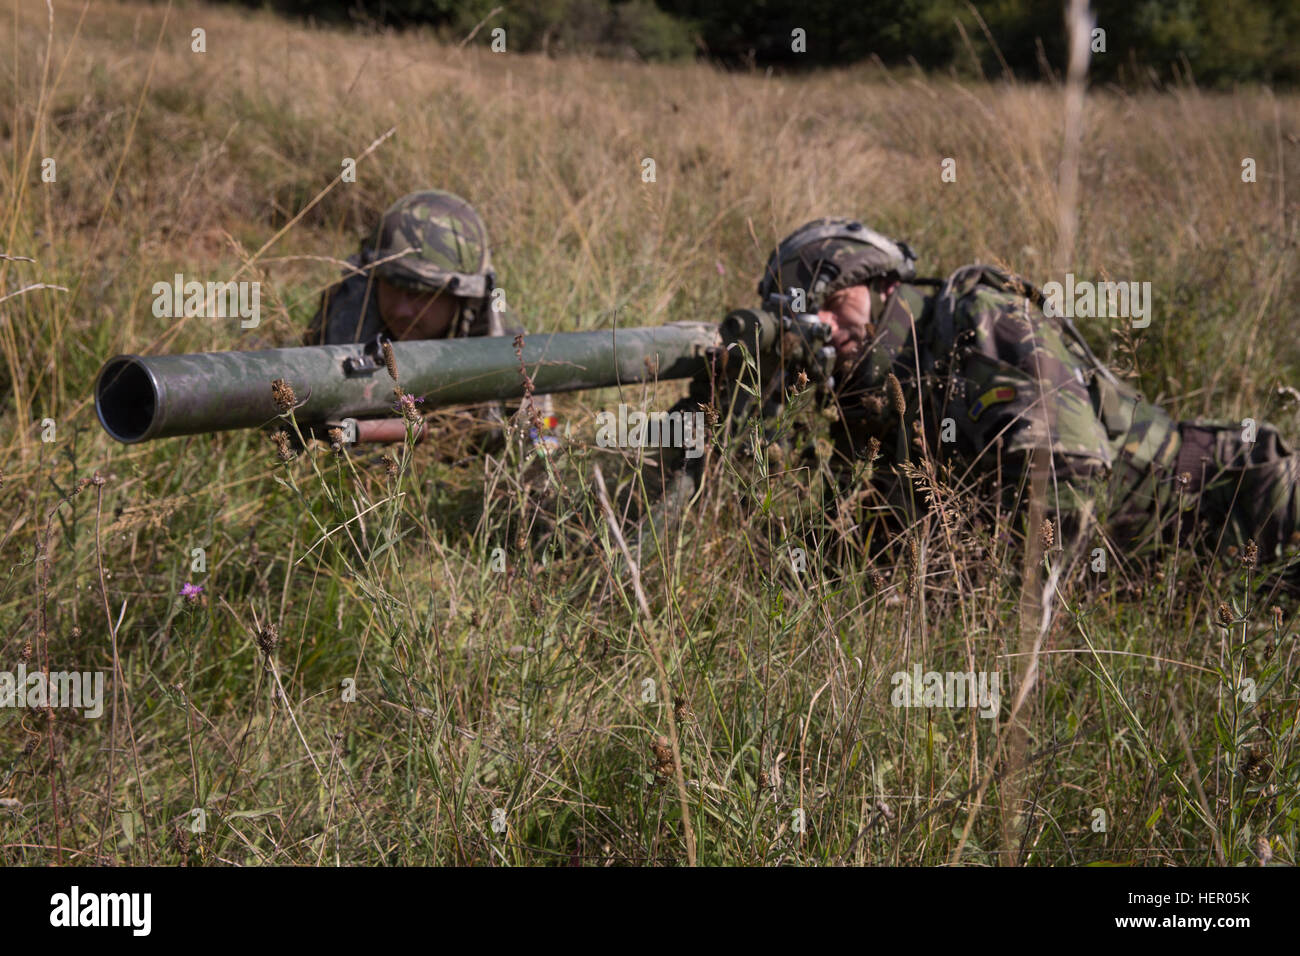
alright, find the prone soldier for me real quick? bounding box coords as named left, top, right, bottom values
left=756, top=217, right=1300, bottom=578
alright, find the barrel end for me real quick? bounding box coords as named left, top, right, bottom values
left=95, top=356, right=160, bottom=444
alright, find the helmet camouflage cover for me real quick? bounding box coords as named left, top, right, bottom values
left=758, top=217, right=917, bottom=311
left=365, top=190, right=494, bottom=299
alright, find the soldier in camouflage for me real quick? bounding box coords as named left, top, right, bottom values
left=759, top=218, right=1300, bottom=574
left=305, top=189, right=555, bottom=443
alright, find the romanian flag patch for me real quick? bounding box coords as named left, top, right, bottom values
left=542, top=415, right=559, bottom=431
left=968, top=386, right=1016, bottom=422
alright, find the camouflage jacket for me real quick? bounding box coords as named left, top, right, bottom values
left=833, top=264, right=1182, bottom=541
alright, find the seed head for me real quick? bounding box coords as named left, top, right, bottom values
left=1216, top=602, right=1235, bottom=628
left=1254, top=834, right=1274, bottom=865
left=256, top=623, right=279, bottom=657
left=271, top=378, right=297, bottom=413
left=382, top=455, right=399, bottom=478
left=270, top=430, right=295, bottom=462
left=650, top=735, right=675, bottom=780
left=1040, top=518, right=1055, bottom=550
left=1243, top=539, right=1259, bottom=569
left=382, top=340, right=399, bottom=382
left=674, top=695, right=691, bottom=724
left=886, top=373, right=906, bottom=417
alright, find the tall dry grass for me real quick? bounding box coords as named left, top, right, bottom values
left=0, top=0, right=1297, bottom=865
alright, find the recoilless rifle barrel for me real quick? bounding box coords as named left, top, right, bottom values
left=94, top=309, right=834, bottom=445
left=95, top=322, right=720, bottom=444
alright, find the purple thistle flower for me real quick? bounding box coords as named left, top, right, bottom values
left=180, top=582, right=204, bottom=600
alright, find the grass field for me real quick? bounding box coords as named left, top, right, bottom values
left=1, top=0, right=1298, bottom=866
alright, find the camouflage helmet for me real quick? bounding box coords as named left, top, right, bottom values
left=757, top=217, right=916, bottom=311
left=364, top=190, right=494, bottom=299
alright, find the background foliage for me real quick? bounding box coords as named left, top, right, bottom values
left=226, top=0, right=1300, bottom=85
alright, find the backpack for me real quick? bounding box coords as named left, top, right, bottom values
left=852, top=264, right=1181, bottom=487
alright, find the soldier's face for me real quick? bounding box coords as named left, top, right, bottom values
left=377, top=278, right=460, bottom=340
left=819, top=281, right=899, bottom=375
left=818, top=284, right=876, bottom=374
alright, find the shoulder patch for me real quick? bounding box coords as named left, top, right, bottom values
left=969, top=385, right=1017, bottom=421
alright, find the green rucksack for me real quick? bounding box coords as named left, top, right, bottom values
left=849, top=264, right=1180, bottom=487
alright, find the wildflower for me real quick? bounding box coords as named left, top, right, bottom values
left=793, top=370, right=809, bottom=393
left=393, top=387, right=423, bottom=424
left=271, top=378, right=297, bottom=413
left=180, top=582, right=204, bottom=601
left=1243, top=539, right=1258, bottom=569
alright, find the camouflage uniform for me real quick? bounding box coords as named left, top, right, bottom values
left=828, top=260, right=1300, bottom=568
left=304, top=189, right=554, bottom=440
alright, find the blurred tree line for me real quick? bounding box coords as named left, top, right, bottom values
left=226, top=0, right=1300, bottom=85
